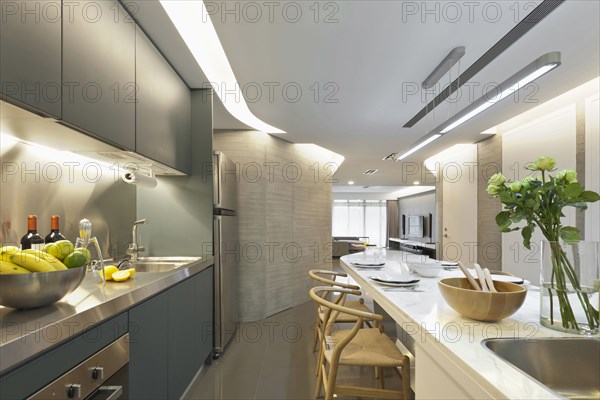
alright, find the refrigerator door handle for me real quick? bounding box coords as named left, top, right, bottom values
left=213, top=152, right=221, bottom=208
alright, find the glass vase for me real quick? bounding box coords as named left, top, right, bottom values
left=540, top=241, right=600, bottom=335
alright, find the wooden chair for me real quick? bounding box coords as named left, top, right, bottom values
left=310, top=286, right=411, bottom=400
left=308, top=269, right=373, bottom=353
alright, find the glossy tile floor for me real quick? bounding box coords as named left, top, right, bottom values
left=186, top=262, right=404, bottom=399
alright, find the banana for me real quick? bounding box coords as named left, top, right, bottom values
left=0, top=246, right=20, bottom=262
left=10, top=251, right=56, bottom=273
left=0, top=260, right=31, bottom=274
left=22, top=249, right=68, bottom=270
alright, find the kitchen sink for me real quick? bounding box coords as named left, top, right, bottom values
left=118, top=257, right=201, bottom=273
left=482, top=337, right=600, bottom=399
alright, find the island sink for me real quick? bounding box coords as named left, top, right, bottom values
left=482, top=337, right=600, bottom=399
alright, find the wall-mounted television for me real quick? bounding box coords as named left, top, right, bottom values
left=407, top=216, right=424, bottom=238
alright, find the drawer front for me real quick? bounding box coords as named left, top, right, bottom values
left=0, top=313, right=128, bottom=400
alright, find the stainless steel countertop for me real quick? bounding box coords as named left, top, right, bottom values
left=0, top=256, right=214, bottom=374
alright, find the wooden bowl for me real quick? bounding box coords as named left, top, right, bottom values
left=438, top=278, right=527, bottom=321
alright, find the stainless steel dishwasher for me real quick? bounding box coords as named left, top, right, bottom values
left=29, top=334, right=129, bottom=399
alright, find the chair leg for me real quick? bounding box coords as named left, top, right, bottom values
left=312, top=316, right=321, bottom=352
left=324, top=362, right=339, bottom=400
left=315, top=363, right=324, bottom=398
left=315, top=341, right=325, bottom=377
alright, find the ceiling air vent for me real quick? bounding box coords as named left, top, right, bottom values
left=363, top=186, right=370, bottom=189
left=382, top=153, right=398, bottom=161
left=363, top=169, right=378, bottom=175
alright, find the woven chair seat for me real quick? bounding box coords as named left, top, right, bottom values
left=325, top=328, right=404, bottom=367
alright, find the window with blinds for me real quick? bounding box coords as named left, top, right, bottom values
left=332, top=200, right=387, bottom=246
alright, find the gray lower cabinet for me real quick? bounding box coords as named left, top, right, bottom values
left=0, top=0, right=62, bottom=117
left=128, top=291, right=169, bottom=400
left=194, top=266, right=214, bottom=371
left=129, top=266, right=214, bottom=399
left=62, top=0, right=135, bottom=149
left=168, top=278, right=197, bottom=399
left=0, top=313, right=128, bottom=400
left=136, top=27, right=192, bottom=174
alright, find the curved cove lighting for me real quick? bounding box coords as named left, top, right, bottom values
left=159, top=0, right=285, bottom=134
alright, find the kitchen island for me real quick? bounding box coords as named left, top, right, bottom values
left=0, top=256, right=214, bottom=399
left=339, top=251, right=583, bottom=400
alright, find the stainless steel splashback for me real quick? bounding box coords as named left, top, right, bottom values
left=0, top=140, right=136, bottom=258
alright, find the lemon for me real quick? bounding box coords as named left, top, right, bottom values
left=126, top=268, right=136, bottom=277
left=63, top=251, right=87, bottom=268
left=99, top=265, right=119, bottom=280
left=112, top=270, right=131, bottom=282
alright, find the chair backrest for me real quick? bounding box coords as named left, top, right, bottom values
left=308, top=269, right=360, bottom=290
left=310, top=286, right=383, bottom=360
left=309, top=286, right=382, bottom=323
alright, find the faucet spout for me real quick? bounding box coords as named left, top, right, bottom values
left=128, top=219, right=147, bottom=262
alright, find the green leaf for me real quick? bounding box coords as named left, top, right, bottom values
left=579, top=191, right=600, bottom=203
left=522, top=225, right=534, bottom=250
left=495, top=211, right=512, bottom=228
left=498, top=191, right=512, bottom=203
left=559, top=226, right=580, bottom=243
left=564, top=182, right=583, bottom=198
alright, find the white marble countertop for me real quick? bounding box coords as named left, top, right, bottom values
left=340, top=251, right=583, bottom=400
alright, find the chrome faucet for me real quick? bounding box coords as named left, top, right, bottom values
left=127, top=219, right=147, bottom=262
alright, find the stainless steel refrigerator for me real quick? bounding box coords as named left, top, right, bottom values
left=213, top=151, right=239, bottom=358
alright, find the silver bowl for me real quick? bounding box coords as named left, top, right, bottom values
left=0, top=267, right=87, bottom=309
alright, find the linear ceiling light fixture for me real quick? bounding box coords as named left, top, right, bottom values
left=395, top=52, right=561, bottom=161
left=395, top=134, right=441, bottom=161
left=159, top=0, right=285, bottom=134
left=422, top=46, right=466, bottom=89
left=438, top=52, right=561, bottom=134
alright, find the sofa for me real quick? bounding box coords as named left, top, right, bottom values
left=332, top=236, right=368, bottom=258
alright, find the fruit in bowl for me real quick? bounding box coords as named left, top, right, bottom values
left=0, top=242, right=89, bottom=309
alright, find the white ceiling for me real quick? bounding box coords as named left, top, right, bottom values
left=133, top=0, right=600, bottom=187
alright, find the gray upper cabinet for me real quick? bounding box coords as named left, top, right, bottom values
left=62, top=0, right=135, bottom=150
left=0, top=0, right=62, bottom=117
left=136, top=27, right=191, bottom=174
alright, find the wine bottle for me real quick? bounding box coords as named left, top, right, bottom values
left=20, top=215, right=44, bottom=250
left=45, top=215, right=67, bottom=243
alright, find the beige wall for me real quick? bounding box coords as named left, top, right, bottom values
left=214, top=130, right=332, bottom=321
left=476, top=79, right=599, bottom=274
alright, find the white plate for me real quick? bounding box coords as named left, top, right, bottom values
left=370, top=278, right=420, bottom=288
left=369, top=274, right=420, bottom=285
left=351, top=262, right=385, bottom=267
left=489, top=275, right=530, bottom=285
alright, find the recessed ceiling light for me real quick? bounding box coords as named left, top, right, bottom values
left=363, top=169, right=378, bottom=175
left=413, top=181, right=420, bottom=185
left=382, top=153, right=398, bottom=161
left=348, top=181, right=355, bottom=185
left=159, top=1, right=284, bottom=134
